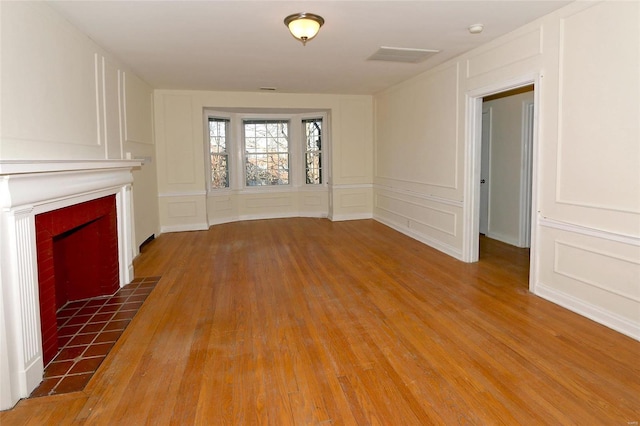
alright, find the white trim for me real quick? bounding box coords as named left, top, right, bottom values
left=375, top=215, right=463, bottom=260
left=519, top=101, right=535, bottom=248
left=374, top=175, right=457, bottom=190
left=463, top=93, right=483, bottom=262
left=160, top=223, right=209, bottom=233
left=122, top=72, right=128, bottom=142
left=0, top=159, right=141, bottom=175
left=331, top=183, right=373, bottom=190
left=329, top=212, right=373, bottom=222
left=158, top=190, right=207, bottom=198
left=539, top=217, right=640, bottom=246
left=94, top=54, right=101, bottom=147
left=374, top=184, right=462, bottom=208
left=118, top=69, right=124, bottom=159
left=462, top=73, right=541, bottom=300
left=0, top=161, right=139, bottom=410
left=239, top=212, right=327, bottom=222
left=101, top=56, right=108, bottom=156
left=166, top=214, right=333, bottom=231
left=535, top=282, right=640, bottom=341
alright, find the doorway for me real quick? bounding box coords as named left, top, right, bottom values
left=463, top=75, right=540, bottom=291
left=479, top=85, right=534, bottom=248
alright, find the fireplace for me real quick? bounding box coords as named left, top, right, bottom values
left=0, top=160, right=141, bottom=410
left=36, top=195, right=120, bottom=365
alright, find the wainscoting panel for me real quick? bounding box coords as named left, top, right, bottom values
left=373, top=186, right=462, bottom=258
left=536, top=222, right=640, bottom=340
left=330, top=185, right=373, bottom=221
left=206, top=190, right=329, bottom=226
left=159, top=192, right=208, bottom=233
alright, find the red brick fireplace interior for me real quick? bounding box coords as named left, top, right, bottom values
left=35, top=195, right=119, bottom=365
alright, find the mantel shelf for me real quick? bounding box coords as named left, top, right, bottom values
left=0, top=159, right=143, bottom=175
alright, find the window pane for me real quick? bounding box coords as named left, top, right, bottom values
left=303, top=118, right=322, bottom=184
left=211, top=154, right=229, bottom=188
left=304, top=119, right=322, bottom=151
left=209, top=118, right=230, bottom=189
left=244, top=120, right=289, bottom=186
left=305, top=152, right=321, bottom=184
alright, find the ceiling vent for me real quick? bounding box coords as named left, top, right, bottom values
left=367, top=46, right=440, bottom=63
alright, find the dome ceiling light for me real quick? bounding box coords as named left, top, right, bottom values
left=284, top=13, right=325, bottom=46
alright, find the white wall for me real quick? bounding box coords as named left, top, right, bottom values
left=154, top=90, right=373, bottom=231
left=373, top=1, right=640, bottom=340
left=483, top=90, right=534, bottom=247
left=0, top=1, right=159, bottom=249
left=0, top=2, right=159, bottom=409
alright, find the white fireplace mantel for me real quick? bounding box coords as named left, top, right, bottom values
left=0, top=159, right=142, bottom=410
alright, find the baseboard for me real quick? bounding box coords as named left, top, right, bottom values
left=238, top=212, right=327, bottom=222
left=329, top=213, right=374, bottom=222
left=535, top=282, right=640, bottom=341
left=374, top=215, right=463, bottom=260
left=138, top=234, right=155, bottom=252
left=486, top=230, right=521, bottom=247
left=160, top=223, right=209, bottom=233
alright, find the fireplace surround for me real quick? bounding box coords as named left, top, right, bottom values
left=36, top=195, right=120, bottom=366
left=0, top=160, right=141, bottom=410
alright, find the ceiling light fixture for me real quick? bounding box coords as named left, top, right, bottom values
left=284, top=13, right=324, bottom=46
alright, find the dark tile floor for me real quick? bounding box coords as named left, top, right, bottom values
left=29, top=276, right=160, bottom=398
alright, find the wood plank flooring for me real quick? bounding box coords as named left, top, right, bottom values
left=2, top=218, right=639, bottom=424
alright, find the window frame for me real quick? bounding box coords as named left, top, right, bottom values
left=204, top=110, right=329, bottom=194
left=302, top=117, right=324, bottom=186
left=206, top=116, right=231, bottom=191
left=242, top=117, right=291, bottom=187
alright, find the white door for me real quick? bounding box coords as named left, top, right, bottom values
left=479, top=108, right=491, bottom=235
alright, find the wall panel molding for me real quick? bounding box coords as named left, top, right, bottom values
left=374, top=184, right=462, bottom=207
left=554, top=2, right=640, bottom=214
left=466, top=28, right=542, bottom=78
left=375, top=215, right=462, bottom=260
left=374, top=175, right=458, bottom=191
left=167, top=201, right=198, bottom=218
left=375, top=193, right=457, bottom=237
left=330, top=183, right=373, bottom=190
left=535, top=282, right=639, bottom=341
left=158, top=191, right=207, bottom=198
left=539, top=217, right=640, bottom=246
left=554, top=241, right=640, bottom=304
left=162, top=94, right=196, bottom=185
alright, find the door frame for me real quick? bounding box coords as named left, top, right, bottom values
left=479, top=107, right=492, bottom=236
left=462, top=73, right=541, bottom=291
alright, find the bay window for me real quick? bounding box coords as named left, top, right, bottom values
left=205, top=110, right=327, bottom=192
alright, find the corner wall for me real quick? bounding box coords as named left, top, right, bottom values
left=373, top=1, right=640, bottom=339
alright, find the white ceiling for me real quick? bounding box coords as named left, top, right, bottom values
left=49, top=1, right=571, bottom=95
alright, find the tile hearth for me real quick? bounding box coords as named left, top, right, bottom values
left=29, top=276, right=160, bottom=398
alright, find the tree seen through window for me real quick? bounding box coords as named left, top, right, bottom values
left=244, top=120, right=289, bottom=186
left=303, top=118, right=322, bottom=184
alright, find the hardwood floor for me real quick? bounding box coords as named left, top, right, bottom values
left=2, top=218, right=638, bottom=424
